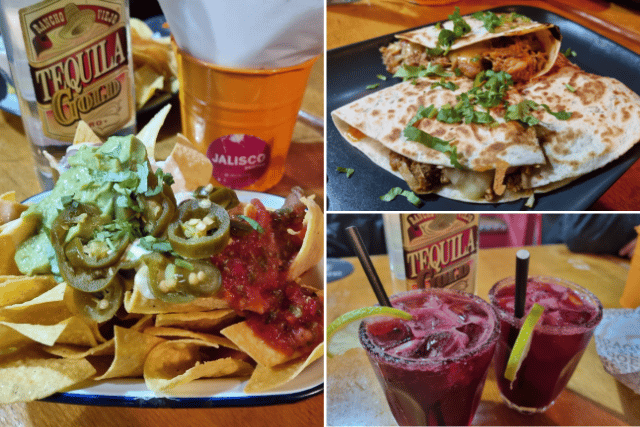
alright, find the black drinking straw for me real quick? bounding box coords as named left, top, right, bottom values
left=514, top=249, right=530, bottom=319
left=345, top=226, right=392, bottom=307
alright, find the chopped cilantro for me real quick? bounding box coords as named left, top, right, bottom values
left=366, top=83, right=380, bottom=90
left=174, top=258, right=194, bottom=270
left=430, top=78, right=459, bottom=91
left=394, top=63, right=451, bottom=81
left=562, top=47, right=577, bottom=58
left=472, top=11, right=530, bottom=32
left=565, top=83, right=576, bottom=92
left=380, top=187, right=423, bottom=207
left=139, top=235, right=174, bottom=253
left=377, top=74, right=387, bottom=81
left=237, top=215, right=264, bottom=233
left=404, top=106, right=463, bottom=169
left=470, top=70, right=514, bottom=108
left=336, top=166, right=355, bottom=178
left=504, top=100, right=572, bottom=126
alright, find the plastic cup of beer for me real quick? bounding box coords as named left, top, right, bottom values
left=173, top=41, right=318, bottom=192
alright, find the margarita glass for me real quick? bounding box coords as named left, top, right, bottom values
left=489, top=276, right=603, bottom=413
left=359, top=289, right=499, bottom=426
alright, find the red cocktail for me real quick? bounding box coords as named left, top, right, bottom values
left=359, top=289, right=499, bottom=426
left=489, top=276, right=603, bottom=413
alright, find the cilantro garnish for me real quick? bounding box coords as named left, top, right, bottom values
left=472, top=11, right=530, bottom=32
left=366, top=83, right=380, bottom=90
left=138, top=235, right=174, bottom=253
left=237, top=215, right=264, bottom=233
left=470, top=70, right=514, bottom=109
left=562, top=48, right=577, bottom=58
left=425, top=7, right=471, bottom=57
left=404, top=106, right=463, bottom=169
left=394, top=63, right=451, bottom=81
left=380, top=187, right=423, bottom=207
left=174, top=258, right=194, bottom=270
left=504, top=100, right=572, bottom=126
left=336, top=167, right=355, bottom=178
left=430, top=78, right=459, bottom=91
left=565, top=83, right=576, bottom=92
left=377, top=74, right=387, bottom=81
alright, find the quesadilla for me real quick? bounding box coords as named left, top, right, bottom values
left=331, top=76, right=550, bottom=202
left=331, top=53, right=640, bottom=204
left=381, top=11, right=561, bottom=83
left=522, top=59, right=640, bottom=188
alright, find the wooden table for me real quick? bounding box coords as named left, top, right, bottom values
left=327, top=0, right=640, bottom=211
left=327, top=245, right=640, bottom=426
left=0, top=51, right=324, bottom=427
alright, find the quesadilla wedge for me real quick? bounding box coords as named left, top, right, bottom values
left=381, top=10, right=561, bottom=83
left=522, top=59, right=640, bottom=189
left=331, top=76, right=551, bottom=202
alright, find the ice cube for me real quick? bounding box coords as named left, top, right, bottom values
left=559, top=308, right=592, bottom=326
left=456, top=323, right=485, bottom=348
left=411, top=331, right=463, bottom=359
left=368, top=318, right=414, bottom=350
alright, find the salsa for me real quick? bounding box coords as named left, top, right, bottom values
left=211, top=198, right=323, bottom=356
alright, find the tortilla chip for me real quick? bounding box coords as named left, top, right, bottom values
left=0, top=283, right=71, bottom=325
left=0, top=347, right=96, bottom=403
left=0, top=316, right=97, bottom=348
left=124, top=286, right=229, bottom=314
left=245, top=342, right=323, bottom=393
left=43, top=340, right=115, bottom=359
left=137, top=104, right=171, bottom=160
left=221, top=321, right=301, bottom=368
left=155, top=310, right=238, bottom=331
left=287, top=196, right=324, bottom=281
left=144, top=326, right=239, bottom=350
left=161, top=137, right=213, bottom=194
left=143, top=339, right=254, bottom=393
left=73, top=120, right=102, bottom=145
left=95, top=326, right=165, bottom=380
left=0, top=191, right=16, bottom=202
left=0, top=216, right=38, bottom=275
left=0, top=199, right=27, bottom=225
left=0, top=275, right=57, bottom=308
left=135, top=65, right=165, bottom=110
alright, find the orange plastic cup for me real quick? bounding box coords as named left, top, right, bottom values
left=174, top=42, right=318, bottom=191
left=620, top=225, right=640, bottom=308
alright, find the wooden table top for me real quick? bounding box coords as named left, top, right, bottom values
left=327, top=245, right=640, bottom=426
left=0, top=50, right=324, bottom=427
left=327, top=0, right=640, bottom=211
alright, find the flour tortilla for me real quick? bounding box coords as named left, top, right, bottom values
left=521, top=64, right=640, bottom=188
left=385, top=12, right=561, bottom=82
left=331, top=77, right=548, bottom=202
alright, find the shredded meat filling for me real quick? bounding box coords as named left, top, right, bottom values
left=381, top=34, right=548, bottom=82
left=389, top=151, right=447, bottom=193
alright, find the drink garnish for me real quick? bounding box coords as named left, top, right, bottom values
left=504, top=303, right=545, bottom=385
left=327, top=306, right=413, bottom=357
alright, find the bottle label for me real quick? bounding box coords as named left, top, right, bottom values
left=400, top=214, right=478, bottom=294
left=19, top=0, right=134, bottom=141
left=206, top=134, right=271, bottom=188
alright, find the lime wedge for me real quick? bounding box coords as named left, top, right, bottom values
left=327, top=306, right=413, bottom=357
left=504, top=303, right=545, bottom=383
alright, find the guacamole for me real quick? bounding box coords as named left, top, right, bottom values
left=14, top=135, right=166, bottom=275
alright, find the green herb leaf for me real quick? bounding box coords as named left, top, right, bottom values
left=472, top=11, right=503, bottom=32
left=336, top=167, right=355, bottom=178
left=430, top=78, right=459, bottom=91
left=565, top=83, right=576, bottom=92
left=403, top=109, right=463, bottom=170
left=366, top=83, right=380, bottom=90
left=174, top=258, right=194, bottom=270
left=393, top=63, right=451, bottom=81
left=139, top=235, right=174, bottom=253
left=379, top=187, right=423, bottom=207
left=377, top=74, right=387, bottom=81
left=562, top=47, right=577, bottom=58
left=237, top=215, right=264, bottom=233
